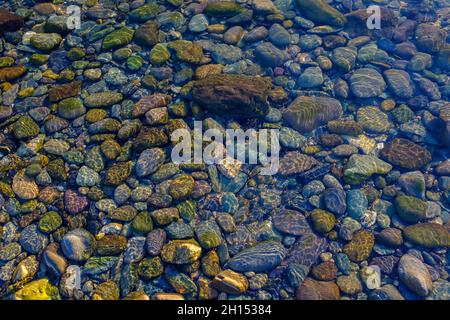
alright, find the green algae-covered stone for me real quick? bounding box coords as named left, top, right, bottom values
left=39, top=211, right=62, bottom=233
left=108, top=205, right=138, bottom=222
left=129, top=3, right=163, bottom=22
left=126, top=55, right=144, bottom=71
left=92, top=280, right=119, bottom=300
left=86, top=109, right=108, bottom=123
left=295, top=0, right=347, bottom=27
left=169, top=174, right=195, bottom=200
left=96, top=235, right=127, bottom=256
left=201, top=250, right=221, bottom=278
left=100, top=139, right=121, bottom=160
left=47, top=158, right=67, bottom=181
left=343, top=154, right=392, bottom=185
left=58, top=97, right=86, bottom=120
left=394, top=195, right=427, bottom=223
left=150, top=43, right=170, bottom=65
left=13, top=115, right=39, bottom=140
left=67, top=47, right=86, bottom=61
left=176, top=200, right=197, bottom=221
left=14, top=278, right=60, bottom=300
left=311, top=209, right=336, bottom=234
left=84, top=256, right=119, bottom=275
left=357, top=106, right=392, bottom=134
left=138, top=256, right=164, bottom=280
left=282, top=96, right=343, bottom=133
left=195, top=221, right=223, bottom=249
left=0, top=65, right=27, bottom=82
left=102, top=27, right=134, bottom=50
left=0, top=56, right=14, bottom=68
left=131, top=211, right=154, bottom=233
left=332, top=46, right=357, bottom=72
left=30, top=54, right=49, bottom=65
left=204, top=1, right=243, bottom=17
left=30, top=33, right=62, bottom=52
left=161, top=239, right=202, bottom=264
left=84, top=91, right=123, bottom=108
left=403, top=223, right=450, bottom=248
left=150, top=208, right=179, bottom=226
left=104, top=162, right=132, bottom=186
left=168, top=40, right=203, bottom=64
left=343, top=230, right=375, bottom=262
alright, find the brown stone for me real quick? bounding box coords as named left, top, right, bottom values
left=192, top=75, right=271, bottom=118
left=132, top=94, right=172, bottom=118
left=380, top=138, right=431, bottom=170
left=311, top=261, right=338, bottom=281
left=0, top=9, right=24, bottom=34
left=296, top=278, right=340, bottom=300
left=48, top=81, right=82, bottom=102
left=0, top=66, right=27, bottom=82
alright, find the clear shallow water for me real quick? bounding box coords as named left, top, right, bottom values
left=0, top=0, right=449, bottom=300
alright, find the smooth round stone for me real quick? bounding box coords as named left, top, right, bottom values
left=383, top=69, right=414, bottom=99
left=136, top=148, right=165, bottom=177
left=12, top=170, right=39, bottom=200
left=227, top=240, right=286, bottom=272
left=339, top=217, right=362, bottom=241
left=297, top=66, right=323, bottom=88
left=138, top=256, right=164, bottom=280
left=323, top=188, right=347, bottom=215
left=39, top=211, right=62, bottom=233
left=161, top=240, right=202, bottom=264
left=30, top=33, right=62, bottom=51
left=394, top=195, right=427, bottom=223
left=310, top=209, right=336, bottom=234
left=302, top=180, right=325, bottom=197
left=398, top=254, right=433, bottom=297
left=0, top=242, right=22, bottom=261
left=61, top=228, right=96, bottom=262
left=377, top=228, right=403, bottom=248
left=146, top=229, right=166, bottom=256
left=104, top=67, right=128, bottom=85
left=342, top=230, right=375, bottom=263
left=243, top=26, right=268, bottom=43
left=403, top=223, right=450, bottom=248
left=279, top=127, right=306, bottom=149
left=224, top=26, right=245, bottom=45
left=124, top=236, right=146, bottom=263
left=269, top=23, right=290, bottom=47
left=194, top=220, right=223, bottom=249
left=272, top=209, right=310, bottom=236
left=165, top=221, right=194, bottom=239
left=76, top=166, right=100, bottom=187
left=188, top=14, right=209, bottom=33
left=19, top=225, right=48, bottom=254
left=298, top=34, right=322, bottom=51
left=349, top=68, right=386, bottom=98
left=131, top=211, right=153, bottom=233
left=296, top=278, right=340, bottom=300
left=211, top=44, right=242, bottom=64
left=331, top=46, right=357, bottom=72
left=380, top=138, right=431, bottom=170
left=58, top=98, right=86, bottom=120
left=254, top=42, right=287, bottom=67
left=264, top=107, right=282, bottom=123
left=347, top=189, right=368, bottom=219
left=357, top=106, right=392, bottom=134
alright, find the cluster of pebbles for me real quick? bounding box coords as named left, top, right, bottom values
left=0, top=0, right=449, bottom=300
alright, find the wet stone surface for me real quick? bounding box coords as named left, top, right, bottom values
left=0, top=0, right=449, bottom=301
